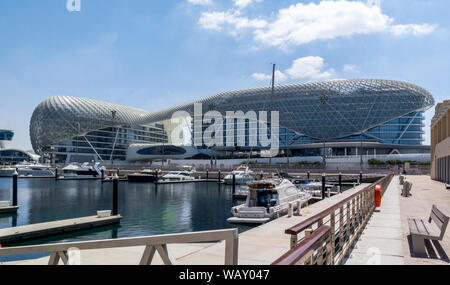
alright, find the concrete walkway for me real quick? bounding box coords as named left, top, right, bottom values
left=399, top=176, right=450, bottom=265
left=345, top=176, right=404, bottom=265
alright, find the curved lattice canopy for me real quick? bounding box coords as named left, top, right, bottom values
left=30, top=79, right=434, bottom=153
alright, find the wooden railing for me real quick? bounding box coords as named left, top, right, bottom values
left=0, top=229, right=238, bottom=265
left=272, top=173, right=393, bottom=265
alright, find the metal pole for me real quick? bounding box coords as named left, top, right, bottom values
left=206, top=170, right=209, bottom=181
left=307, top=171, right=310, bottom=180
left=113, top=174, right=118, bottom=216
left=117, top=168, right=120, bottom=177
left=218, top=171, right=221, bottom=183
left=55, top=168, right=58, bottom=181
left=360, top=171, right=363, bottom=184
left=101, top=169, right=104, bottom=182
left=322, top=172, right=326, bottom=199
left=269, top=63, right=275, bottom=166
left=339, top=172, right=342, bottom=193
left=12, top=170, right=18, bottom=206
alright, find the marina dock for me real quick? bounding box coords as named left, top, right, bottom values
left=2, top=175, right=448, bottom=265
left=3, top=183, right=371, bottom=264
left=0, top=215, right=121, bottom=245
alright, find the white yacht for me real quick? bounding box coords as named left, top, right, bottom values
left=224, top=166, right=254, bottom=185
left=296, top=179, right=334, bottom=198
left=161, top=170, right=195, bottom=181
left=227, top=179, right=312, bottom=224
left=0, top=162, right=54, bottom=177
left=59, top=162, right=106, bottom=179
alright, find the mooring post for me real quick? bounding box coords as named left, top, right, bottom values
left=155, top=170, right=159, bottom=182
left=232, top=174, right=236, bottom=194
left=339, top=172, right=342, bottom=193
left=55, top=168, right=58, bottom=181
left=307, top=171, right=310, bottom=180
left=322, top=172, right=326, bottom=199
left=113, top=174, right=119, bottom=216
left=218, top=170, right=221, bottom=183
left=206, top=170, right=209, bottom=181
left=101, top=169, right=104, bottom=183
left=359, top=171, right=363, bottom=184
left=12, top=170, right=18, bottom=206
left=117, top=168, right=120, bottom=178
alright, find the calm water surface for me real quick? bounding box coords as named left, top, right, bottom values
left=0, top=178, right=252, bottom=261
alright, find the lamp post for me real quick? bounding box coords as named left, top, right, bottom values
left=110, top=110, right=117, bottom=165
left=320, top=95, right=329, bottom=172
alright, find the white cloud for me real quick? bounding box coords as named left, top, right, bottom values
left=254, top=1, right=392, bottom=48
left=343, top=64, right=360, bottom=73
left=391, top=24, right=436, bottom=36
left=196, top=0, right=437, bottom=49
left=188, top=0, right=212, bottom=5
left=253, top=56, right=334, bottom=83
left=286, top=56, right=334, bottom=80
left=233, top=0, right=263, bottom=9
left=252, top=70, right=287, bottom=82
left=198, top=10, right=267, bottom=33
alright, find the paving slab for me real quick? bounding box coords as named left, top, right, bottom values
left=344, top=176, right=404, bottom=265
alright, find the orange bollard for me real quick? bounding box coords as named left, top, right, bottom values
left=374, top=185, right=382, bottom=207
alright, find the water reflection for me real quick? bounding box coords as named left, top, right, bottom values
left=0, top=178, right=251, bottom=245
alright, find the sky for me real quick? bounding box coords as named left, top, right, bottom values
left=0, top=0, right=449, bottom=151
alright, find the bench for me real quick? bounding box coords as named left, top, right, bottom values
left=399, top=175, right=405, bottom=185
left=402, top=181, right=412, bottom=197
left=408, top=205, right=449, bottom=255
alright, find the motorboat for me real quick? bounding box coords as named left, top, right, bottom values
left=127, top=169, right=161, bottom=183
left=160, top=167, right=196, bottom=181
left=295, top=179, right=334, bottom=198
left=224, top=166, right=254, bottom=185
left=59, top=162, right=106, bottom=179
left=0, top=162, right=54, bottom=177
left=227, top=179, right=312, bottom=224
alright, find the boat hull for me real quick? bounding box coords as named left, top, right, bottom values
left=227, top=217, right=271, bottom=224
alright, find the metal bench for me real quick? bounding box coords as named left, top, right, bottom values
left=399, top=175, right=405, bottom=185
left=408, top=205, right=449, bottom=255
left=402, top=181, right=412, bottom=197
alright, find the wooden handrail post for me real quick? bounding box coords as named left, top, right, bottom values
left=330, top=211, right=336, bottom=265
left=290, top=234, right=298, bottom=249
left=225, top=229, right=239, bottom=265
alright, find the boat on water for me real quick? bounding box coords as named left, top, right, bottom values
left=59, top=162, right=106, bottom=179
left=0, top=162, right=54, bottom=177
left=227, top=179, right=312, bottom=224
left=224, top=165, right=254, bottom=185
left=294, top=179, right=334, bottom=198
left=160, top=166, right=196, bottom=181
left=127, top=169, right=161, bottom=183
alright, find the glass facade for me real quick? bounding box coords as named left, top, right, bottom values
left=50, top=124, right=168, bottom=163
left=0, top=130, right=14, bottom=141
left=0, top=149, right=35, bottom=164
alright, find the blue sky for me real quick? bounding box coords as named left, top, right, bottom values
left=0, top=0, right=449, bottom=150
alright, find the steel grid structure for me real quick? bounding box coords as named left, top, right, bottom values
left=30, top=79, right=434, bottom=155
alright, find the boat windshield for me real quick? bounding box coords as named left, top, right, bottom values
left=252, top=190, right=277, bottom=207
